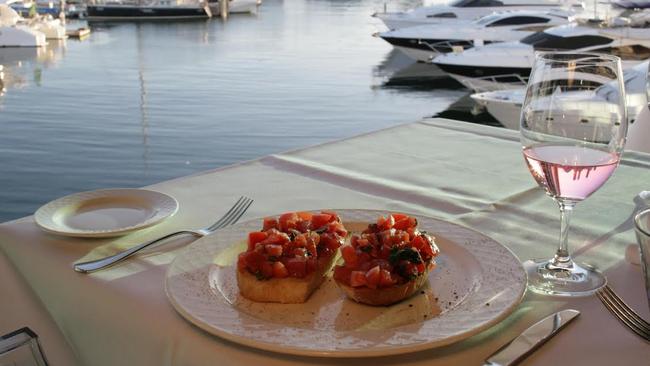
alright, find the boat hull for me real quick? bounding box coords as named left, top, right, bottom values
left=86, top=5, right=208, bottom=20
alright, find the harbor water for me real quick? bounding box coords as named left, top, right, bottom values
left=0, top=0, right=478, bottom=222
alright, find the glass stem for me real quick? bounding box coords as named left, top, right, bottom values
left=551, top=201, right=575, bottom=270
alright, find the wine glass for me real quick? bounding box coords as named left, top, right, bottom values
left=520, top=52, right=628, bottom=296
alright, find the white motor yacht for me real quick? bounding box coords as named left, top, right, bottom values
left=86, top=0, right=259, bottom=21
left=470, top=61, right=649, bottom=134
left=377, top=9, right=573, bottom=62
left=26, top=14, right=66, bottom=39
left=433, top=19, right=650, bottom=91
left=373, top=0, right=586, bottom=30
left=3, top=0, right=64, bottom=40
left=0, top=3, right=46, bottom=47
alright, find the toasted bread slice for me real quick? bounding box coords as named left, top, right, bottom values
left=237, top=253, right=337, bottom=304
left=335, top=265, right=432, bottom=306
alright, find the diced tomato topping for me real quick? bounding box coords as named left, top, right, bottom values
left=262, top=217, right=278, bottom=231
left=328, top=221, right=348, bottom=237
left=412, top=234, right=436, bottom=260
left=293, top=233, right=307, bottom=247
left=310, top=214, right=332, bottom=230
left=297, top=211, right=313, bottom=221
left=350, top=271, right=367, bottom=287
left=311, top=214, right=332, bottom=230
left=333, top=266, right=352, bottom=285
left=321, top=210, right=340, bottom=222
left=261, top=261, right=273, bottom=279
left=279, top=212, right=299, bottom=231
left=248, top=232, right=268, bottom=250
left=365, top=266, right=381, bottom=289
left=272, top=261, right=288, bottom=278
left=262, top=231, right=290, bottom=246
left=293, top=247, right=307, bottom=257
left=334, top=213, right=438, bottom=288
left=379, top=269, right=396, bottom=287
left=394, top=216, right=417, bottom=231
left=340, top=245, right=358, bottom=269
left=242, top=251, right=265, bottom=272
left=320, top=232, right=343, bottom=252
left=265, top=244, right=283, bottom=257
left=376, top=215, right=395, bottom=231
left=391, top=213, right=408, bottom=222
left=357, top=252, right=372, bottom=267
left=296, top=219, right=311, bottom=233
left=285, top=257, right=307, bottom=278
left=242, top=211, right=349, bottom=280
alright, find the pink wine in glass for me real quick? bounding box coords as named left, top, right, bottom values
left=523, top=145, right=620, bottom=202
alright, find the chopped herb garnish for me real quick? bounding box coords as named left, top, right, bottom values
left=389, top=247, right=422, bottom=265
left=254, top=271, right=266, bottom=280
left=360, top=245, right=372, bottom=253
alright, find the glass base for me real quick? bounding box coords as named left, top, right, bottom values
left=524, top=258, right=606, bottom=297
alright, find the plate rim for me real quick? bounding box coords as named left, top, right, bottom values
left=34, top=188, right=179, bottom=238
left=165, top=209, right=527, bottom=357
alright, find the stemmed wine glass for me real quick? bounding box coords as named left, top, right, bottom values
left=520, top=52, right=628, bottom=296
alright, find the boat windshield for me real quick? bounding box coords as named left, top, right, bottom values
left=520, top=32, right=612, bottom=50
left=451, top=0, right=505, bottom=8
left=475, top=14, right=503, bottom=25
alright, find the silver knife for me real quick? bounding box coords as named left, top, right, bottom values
left=484, top=309, right=580, bottom=366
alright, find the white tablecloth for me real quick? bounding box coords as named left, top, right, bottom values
left=1, top=119, right=649, bottom=365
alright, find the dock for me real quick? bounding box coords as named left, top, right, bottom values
left=66, top=27, right=91, bottom=39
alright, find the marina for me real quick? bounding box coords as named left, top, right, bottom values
left=2, top=0, right=650, bottom=365
left=0, top=0, right=467, bottom=222
left=2, top=0, right=650, bottom=222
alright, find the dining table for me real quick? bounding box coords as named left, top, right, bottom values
left=1, top=117, right=649, bottom=365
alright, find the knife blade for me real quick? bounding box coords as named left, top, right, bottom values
left=484, top=309, right=580, bottom=366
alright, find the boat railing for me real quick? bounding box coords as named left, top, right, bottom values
left=463, top=73, right=529, bottom=92
left=418, top=39, right=472, bottom=56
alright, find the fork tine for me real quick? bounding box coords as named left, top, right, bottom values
left=597, top=288, right=650, bottom=341
left=598, top=292, right=650, bottom=341
left=220, top=198, right=253, bottom=227
left=206, top=196, right=246, bottom=232
left=207, top=197, right=252, bottom=232
left=602, top=286, right=650, bottom=332
left=216, top=198, right=252, bottom=229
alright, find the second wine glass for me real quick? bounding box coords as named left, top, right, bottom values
left=520, top=52, right=628, bottom=296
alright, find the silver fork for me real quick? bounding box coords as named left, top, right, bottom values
left=596, top=284, right=650, bottom=342
left=74, top=196, right=253, bottom=273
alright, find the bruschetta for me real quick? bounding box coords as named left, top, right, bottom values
left=237, top=211, right=348, bottom=303
left=333, top=213, right=439, bottom=306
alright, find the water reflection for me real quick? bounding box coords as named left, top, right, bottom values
left=136, top=24, right=151, bottom=176
left=0, top=40, right=67, bottom=100
left=373, top=50, right=464, bottom=91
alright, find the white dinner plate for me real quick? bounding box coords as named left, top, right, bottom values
left=34, top=188, right=178, bottom=238
left=165, top=209, right=526, bottom=357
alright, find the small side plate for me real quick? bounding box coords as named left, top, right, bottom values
left=34, top=188, right=178, bottom=238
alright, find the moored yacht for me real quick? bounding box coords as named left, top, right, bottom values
left=86, top=0, right=259, bottom=20
left=86, top=0, right=212, bottom=20
left=24, top=14, right=66, bottom=39
left=373, top=0, right=585, bottom=30
left=0, top=3, right=46, bottom=47
left=433, top=19, right=650, bottom=91
left=470, top=61, right=649, bottom=131
left=378, top=9, right=573, bottom=62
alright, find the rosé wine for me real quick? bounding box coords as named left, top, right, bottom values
left=523, top=144, right=620, bottom=202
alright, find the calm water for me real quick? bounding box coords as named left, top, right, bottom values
left=0, top=0, right=471, bottom=222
